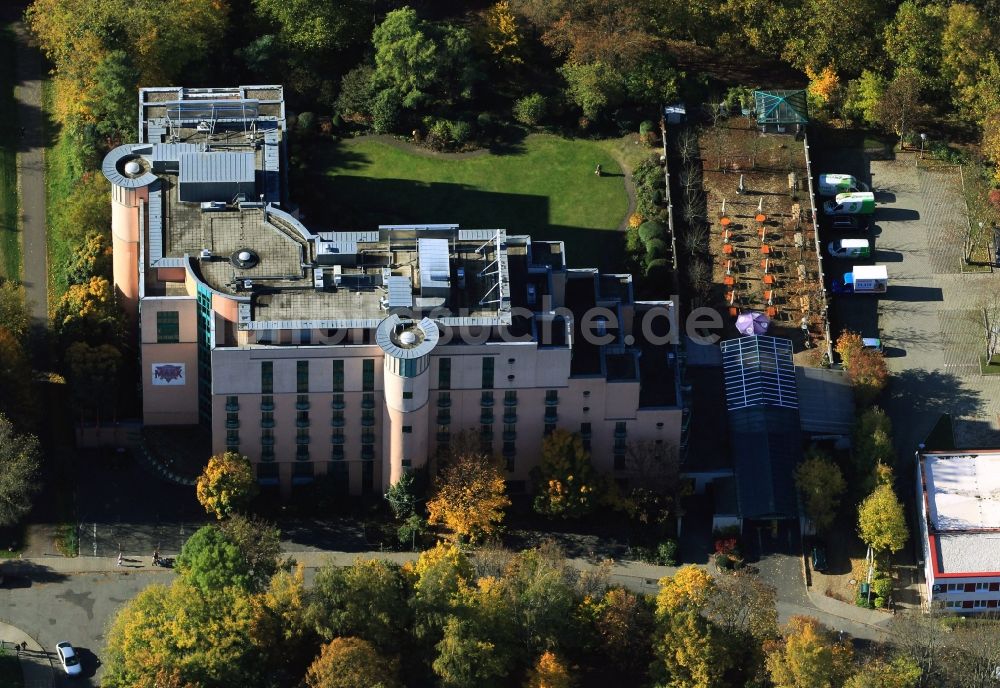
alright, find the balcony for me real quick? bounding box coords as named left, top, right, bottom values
left=503, top=430, right=517, bottom=442
left=260, top=418, right=275, bottom=429
left=331, top=417, right=345, bottom=428
left=261, top=436, right=275, bottom=446
left=225, top=401, right=239, bottom=412
left=503, top=443, right=516, bottom=457
left=295, top=400, right=311, bottom=411
left=361, top=446, right=375, bottom=460
left=260, top=450, right=275, bottom=461
left=296, top=436, right=311, bottom=445
left=480, top=394, right=494, bottom=407
left=545, top=396, right=559, bottom=407
left=331, top=398, right=346, bottom=410
left=331, top=433, right=345, bottom=444
left=544, top=412, right=558, bottom=423
left=260, top=401, right=274, bottom=411
left=361, top=397, right=375, bottom=410
left=580, top=429, right=592, bottom=440
left=436, top=431, right=451, bottom=442
left=362, top=433, right=375, bottom=445
left=225, top=419, right=240, bottom=429
left=437, top=395, right=452, bottom=408
left=480, top=429, right=494, bottom=442
left=361, top=416, right=375, bottom=427
left=503, top=412, right=517, bottom=424
left=614, top=428, right=627, bottom=439
left=296, top=418, right=310, bottom=428
left=437, top=413, right=451, bottom=425
left=503, top=396, right=517, bottom=407
left=480, top=412, right=494, bottom=424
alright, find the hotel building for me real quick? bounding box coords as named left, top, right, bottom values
left=102, top=85, right=686, bottom=495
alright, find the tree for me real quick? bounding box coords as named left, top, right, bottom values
left=249, top=564, right=313, bottom=682
left=532, top=429, right=601, bottom=519
left=874, top=71, right=924, bottom=151
left=843, top=70, right=887, bottom=125
left=252, top=0, right=369, bottom=54
left=858, top=482, right=908, bottom=555
left=501, top=546, right=578, bottom=657
left=0, top=415, right=41, bottom=527
left=844, top=656, right=922, bottom=688
left=655, top=609, right=730, bottom=688
left=559, top=62, right=624, bottom=121
left=372, top=8, right=481, bottom=110
left=483, top=1, right=524, bottom=66
left=0, top=281, right=30, bottom=341
left=131, top=668, right=202, bottom=688
left=433, top=616, right=511, bottom=688
left=305, top=558, right=411, bottom=650
left=65, top=342, right=121, bottom=424
left=765, top=615, right=853, bottom=688
left=781, top=0, right=888, bottom=75
left=218, top=514, right=283, bottom=592
left=836, top=330, right=889, bottom=405
left=304, top=637, right=401, bottom=688
left=524, top=651, right=572, bottom=688
left=175, top=526, right=253, bottom=594
left=65, top=231, right=112, bottom=286
left=83, top=50, right=139, bottom=145
left=941, top=3, right=992, bottom=116
left=806, top=65, right=841, bottom=120
left=590, top=587, right=655, bottom=673
left=513, top=93, right=548, bottom=126
left=335, top=65, right=377, bottom=125
left=427, top=434, right=510, bottom=542
left=884, top=2, right=945, bottom=91
left=0, top=328, right=36, bottom=428
left=795, top=451, right=846, bottom=532
left=853, top=407, right=894, bottom=482
left=385, top=470, right=418, bottom=520
left=195, top=451, right=257, bottom=520
left=53, top=276, right=123, bottom=346
left=656, top=566, right=715, bottom=615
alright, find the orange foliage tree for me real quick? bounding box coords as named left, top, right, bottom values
left=765, top=615, right=853, bottom=688
left=304, top=637, right=401, bottom=688
left=427, top=434, right=510, bottom=542
left=524, top=651, right=573, bottom=688
left=835, top=331, right=889, bottom=405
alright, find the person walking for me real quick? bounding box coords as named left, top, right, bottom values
left=152, top=549, right=160, bottom=566
left=117, top=552, right=123, bottom=567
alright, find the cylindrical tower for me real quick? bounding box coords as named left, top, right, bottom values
left=376, top=315, right=440, bottom=488
left=102, top=145, right=157, bottom=328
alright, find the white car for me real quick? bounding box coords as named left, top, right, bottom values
left=56, top=641, right=82, bottom=677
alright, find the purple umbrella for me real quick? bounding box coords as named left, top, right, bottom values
left=735, top=311, right=770, bottom=336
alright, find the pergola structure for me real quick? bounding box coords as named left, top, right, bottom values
left=753, top=90, right=808, bottom=127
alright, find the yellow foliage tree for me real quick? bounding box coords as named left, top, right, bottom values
left=656, top=565, right=715, bottom=616
left=532, top=429, right=601, bottom=519
left=982, top=112, right=1000, bottom=183
left=765, top=615, right=853, bottom=688
left=196, top=451, right=258, bottom=520
left=524, top=651, right=573, bottom=688
left=807, top=65, right=840, bottom=104
left=485, top=1, right=523, bottom=64
left=427, top=435, right=510, bottom=542
left=304, top=637, right=401, bottom=688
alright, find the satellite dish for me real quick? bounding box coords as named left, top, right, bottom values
left=238, top=251, right=252, bottom=262
left=124, top=160, right=141, bottom=175
left=399, top=331, right=417, bottom=345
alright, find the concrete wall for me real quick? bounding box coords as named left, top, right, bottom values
left=111, top=185, right=146, bottom=326
left=140, top=297, right=199, bottom=424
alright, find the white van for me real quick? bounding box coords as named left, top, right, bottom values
left=818, top=174, right=869, bottom=197
left=827, top=239, right=870, bottom=258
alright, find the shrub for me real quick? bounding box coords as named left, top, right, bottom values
left=855, top=592, right=874, bottom=608
left=644, top=238, right=669, bottom=261
left=874, top=596, right=886, bottom=608
left=657, top=540, right=678, bottom=566
left=513, top=92, right=547, bottom=126
left=297, top=111, right=316, bottom=136
left=476, top=112, right=496, bottom=137
left=638, top=221, right=666, bottom=243
left=639, top=120, right=655, bottom=136
left=450, top=120, right=473, bottom=146
left=336, top=65, right=376, bottom=124
left=714, top=552, right=733, bottom=570
left=371, top=89, right=401, bottom=135
left=872, top=576, right=893, bottom=600
left=645, top=258, right=670, bottom=276
left=628, top=213, right=643, bottom=228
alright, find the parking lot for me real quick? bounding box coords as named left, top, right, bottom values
left=821, top=152, right=1000, bottom=455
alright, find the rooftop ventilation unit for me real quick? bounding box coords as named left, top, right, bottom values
left=200, top=249, right=213, bottom=260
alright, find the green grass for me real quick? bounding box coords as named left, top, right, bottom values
left=0, top=24, right=20, bottom=280
left=55, top=522, right=78, bottom=557
left=42, top=79, right=76, bottom=313
left=0, top=653, right=24, bottom=688
left=303, top=134, right=630, bottom=269
left=980, top=355, right=1000, bottom=375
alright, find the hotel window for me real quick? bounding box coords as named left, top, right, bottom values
left=614, top=422, right=627, bottom=470
left=297, top=361, right=309, bottom=393
left=363, top=359, right=375, bottom=391
left=438, top=358, right=451, bottom=390
left=261, top=361, right=273, bottom=394
left=403, top=391, right=413, bottom=400
left=403, top=426, right=412, bottom=433
left=580, top=422, right=592, bottom=452
left=545, top=389, right=559, bottom=404
left=504, top=390, right=517, bottom=406
left=296, top=444, right=309, bottom=460
left=226, top=429, right=239, bottom=449
left=156, top=310, right=180, bottom=343
left=503, top=442, right=515, bottom=471
left=297, top=410, right=309, bottom=427
left=332, top=360, right=344, bottom=392
left=976, top=582, right=990, bottom=591
left=362, top=461, right=374, bottom=494
left=331, top=445, right=345, bottom=460
left=482, top=357, right=494, bottom=389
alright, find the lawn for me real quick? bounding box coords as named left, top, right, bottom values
left=0, top=24, right=19, bottom=280
left=301, top=134, right=631, bottom=270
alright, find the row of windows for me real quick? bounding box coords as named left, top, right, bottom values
left=942, top=599, right=1000, bottom=609
left=256, top=461, right=375, bottom=494
left=940, top=582, right=1000, bottom=593
left=261, top=359, right=374, bottom=394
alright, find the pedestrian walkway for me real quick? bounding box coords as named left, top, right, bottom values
left=804, top=586, right=895, bottom=629
left=0, top=622, right=54, bottom=688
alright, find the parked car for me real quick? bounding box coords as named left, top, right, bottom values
left=827, top=238, right=870, bottom=258
left=811, top=544, right=828, bottom=573
left=56, top=641, right=82, bottom=677
left=862, top=337, right=883, bottom=352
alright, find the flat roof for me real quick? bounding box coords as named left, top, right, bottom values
left=922, top=451, right=1000, bottom=575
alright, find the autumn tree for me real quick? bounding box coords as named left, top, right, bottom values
left=941, top=3, right=994, bottom=119
left=836, top=330, right=889, bottom=405
left=524, top=651, right=572, bottom=688
left=251, top=564, right=314, bottom=682
left=483, top=1, right=523, bottom=66
left=532, top=429, right=601, bottom=519
left=853, top=407, right=894, bottom=485
left=410, top=542, right=474, bottom=656
left=874, top=70, right=924, bottom=151
left=131, top=669, right=202, bottom=688
left=765, top=615, right=853, bottom=688
left=858, top=481, right=908, bottom=556
left=795, top=450, right=846, bottom=532
left=219, top=514, right=283, bottom=591
left=884, top=2, right=945, bottom=91
left=65, top=231, right=112, bottom=286
left=0, top=328, right=36, bottom=428
left=53, top=276, right=123, bottom=346
left=427, top=433, right=510, bottom=542
left=304, top=637, right=401, bottom=688
left=588, top=587, right=655, bottom=683
left=843, top=70, right=887, bottom=125
left=844, top=656, right=922, bottom=688
left=806, top=65, right=841, bottom=119
left=0, top=415, right=41, bottom=527
left=433, top=615, right=512, bottom=688
left=781, top=0, right=888, bottom=75
left=0, top=281, right=30, bottom=341
left=196, top=451, right=258, bottom=520
left=559, top=62, right=625, bottom=121
left=305, top=558, right=411, bottom=651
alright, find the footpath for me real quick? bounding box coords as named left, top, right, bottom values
left=0, top=622, right=53, bottom=688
